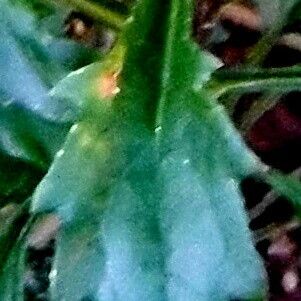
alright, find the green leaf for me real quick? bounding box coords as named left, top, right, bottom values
left=0, top=244, right=26, bottom=301
left=0, top=199, right=29, bottom=269
left=0, top=99, right=71, bottom=168
left=31, top=0, right=266, bottom=300
left=0, top=97, right=68, bottom=209
left=0, top=219, right=32, bottom=301
left=0, top=0, right=100, bottom=119
left=0, top=0, right=104, bottom=209
left=0, top=155, right=41, bottom=206
left=49, top=62, right=105, bottom=111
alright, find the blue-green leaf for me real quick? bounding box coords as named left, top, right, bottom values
left=31, top=0, right=266, bottom=300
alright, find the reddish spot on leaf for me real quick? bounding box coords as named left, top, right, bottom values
left=98, top=71, right=120, bottom=99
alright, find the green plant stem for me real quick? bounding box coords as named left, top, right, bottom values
left=210, top=68, right=299, bottom=132
left=208, top=76, right=301, bottom=99
left=53, top=0, right=126, bottom=29
left=239, top=92, right=279, bottom=135
left=254, top=219, right=300, bottom=243
left=218, top=0, right=299, bottom=130
left=252, top=168, right=301, bottom=220
left=246, top=0, right=299, bottom=65
left=209, top=66, right=301, bottom=97
left=213, top=65, right=301, bottom=80
left=250, top=167, right=301, bottom=221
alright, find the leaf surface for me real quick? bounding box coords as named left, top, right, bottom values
left=0, top=0, right=104, bottom=286
left=0, top=0, right=101, bottom=201
left=31, top=0, right=266, bottom=300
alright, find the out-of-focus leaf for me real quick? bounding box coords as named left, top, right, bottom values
left=0, top=96, right=69, bottom=207
left=0, top=219, right=31, bottom=301
left=0, top=98, right=71, bottom=168
left=0, top=0, right=101, bottom=121
left=0, top=0, right=104, bottom=209
left=31, top=0, right=266, bottom=300
left=289, top=2, right=301, bottom=22
left=0, top=200, right=29, bottom=269
left=0, top=246, right=26, bottom=301
left=0, top=155, right=41, bottom=205
left=0, top=1, right=110, bottom=299
left=17, top=0, right=55, bottom=19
